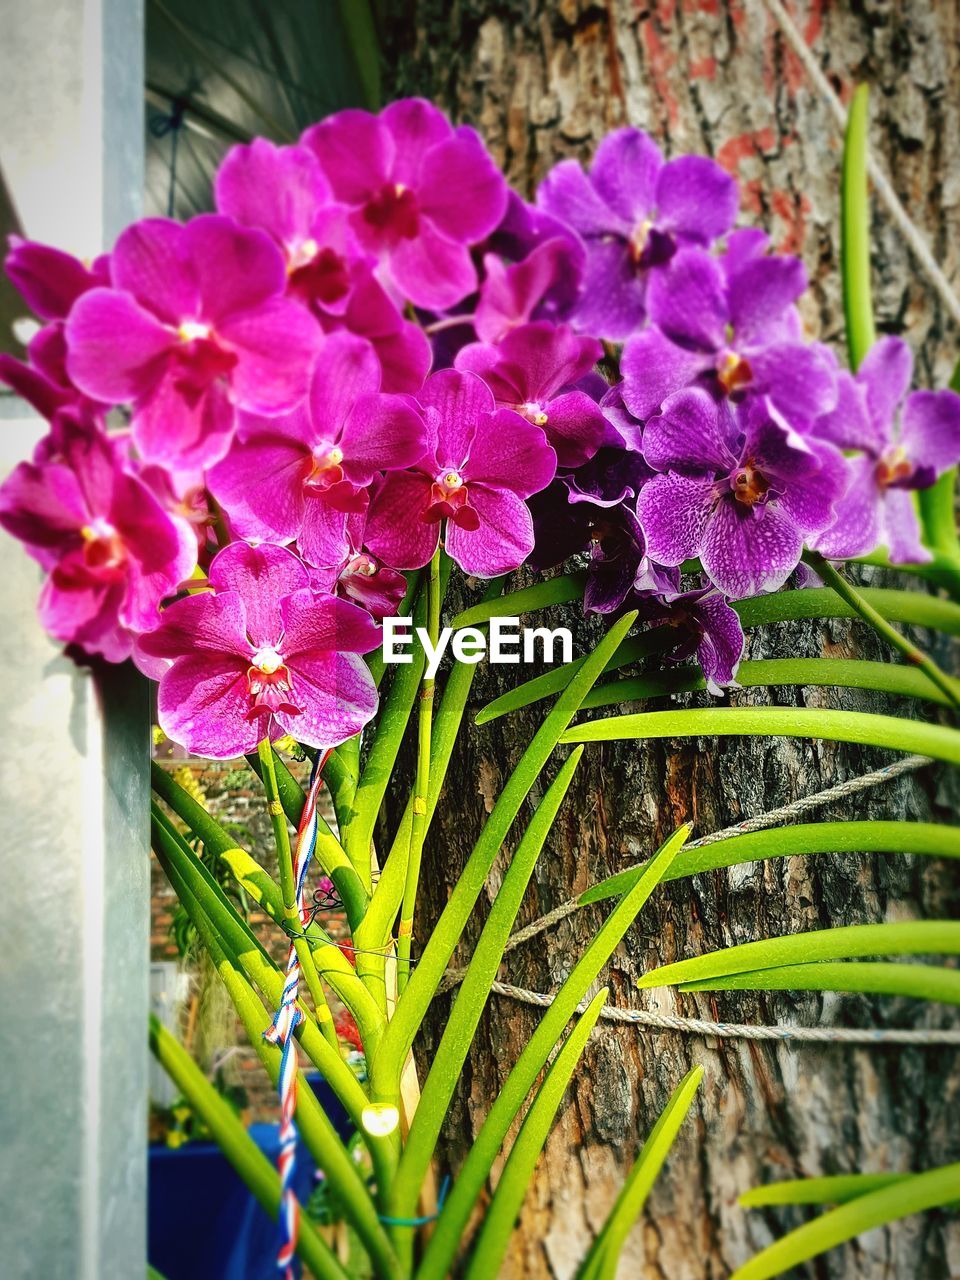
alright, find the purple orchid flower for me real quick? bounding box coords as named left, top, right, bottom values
left=64, top=215, right=323, bottom=469
left=622, top=237, right=837, bottom=424
left=0, top=420, right=196, bottom=661
left=365, top=368, right=557, bottom=576
left=308, top=509, right=407, bottom=621
left=138, top=542, right=379, bottom=759
left=809, top=336, right=960, bottom=563
left=637, top=586, right=745, bottom=694
left=454, top=322, right=607, bottom=467
left=303, top=98, right=507, bottom=311
left=636, top=388, right=847, bottom=598
left=536, top=127, right=737, bottom=340
left=207, top=332, right=427, bottom=562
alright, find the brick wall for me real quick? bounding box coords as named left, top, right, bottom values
left=151, top=743, right=352, bottom=1122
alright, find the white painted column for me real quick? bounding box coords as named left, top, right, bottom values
left=0, top=4, right=148, bottom=1278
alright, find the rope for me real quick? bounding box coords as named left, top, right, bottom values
left=490, top=981, right=960, bottom=1046
left=761, top=0, right=960, bottom=329
left=263, top=749, right=329, bottom=1279
left=439, top=753, right=933, bottom=992
left=437, top=754, right=960, bottom=1044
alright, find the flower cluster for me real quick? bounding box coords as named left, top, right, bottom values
left=3, top=101, right=959, bottom=753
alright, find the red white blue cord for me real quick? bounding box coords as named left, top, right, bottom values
left=263, top=748, right=330, bottom=1277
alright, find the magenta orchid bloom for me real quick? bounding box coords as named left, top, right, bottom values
left=64, top=215, right=323, bottom=469
left=365, top=369, right=557, bottom=576
left=303, top=98, right=507, bottom=310
left=138, top=543, right=379, bottom=759
left=810, top=336, right=960, bottom=563
left=5, top=235, right=110, bottom=321
left=215, top=139, right=373, bottom=321
left=455, top=322, right=608, bottom=468
left=0, top=421, right=196, bottom=661
left=207, top=332, right=427, bottom=562
left=309, top=508, right=407, bottom=621
left=537, top=127, right=737, bottom=340
left=637, top=389, right=847, bottom=598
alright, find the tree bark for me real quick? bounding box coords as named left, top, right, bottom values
left=379, top=3, right=960, bottom=1277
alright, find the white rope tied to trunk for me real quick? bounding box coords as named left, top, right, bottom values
left=440, top=754, right=958, bottom=1045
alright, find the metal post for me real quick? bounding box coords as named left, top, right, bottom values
left=0, top=3, right=148, bottom=1277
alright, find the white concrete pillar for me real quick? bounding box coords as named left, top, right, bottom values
left=0, top=3, right=148, bottom=1278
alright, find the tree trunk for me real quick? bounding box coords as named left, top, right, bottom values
left=379, top=3, right=960, bottom=1276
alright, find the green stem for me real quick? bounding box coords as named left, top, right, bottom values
left=396, top=546, right=441, bottom=994
left=149, top=1016, right=349, bottom=1280
left=257, top=740, right=338, bottom=1051
left=803, top=551, right=960, bottom=711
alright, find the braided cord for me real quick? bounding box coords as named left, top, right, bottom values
left=262, top=750, right=328, bottom=1278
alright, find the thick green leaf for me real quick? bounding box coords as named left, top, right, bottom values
left=740, top=1174, right=914, bottom=1208
left=578, top=657, right=959, bottom=712
left=636, top=921, right=960, bottom=990
left=841, top=83, right=875, bottom=370
left=576, top=1065, right=703, bottom=1280
left=451, top=571, right=587, bottom=628
left=579, top=821, right=960, bottom=905
left=415, top=824, right=688, bottom=1280
left=731, top=1163, right=960, bottom=1280
left=149, top=1016, right=348, bottom=1280
left=560, top=706, right=960, bottom=768
left=371, top=609, right=640, bottom=1095
left=476, top=588, right=960, bottom=724
left=679, top=960, right=960, bottom=1004
left=391, top=746, right=584, bottom=1221
left=462, top=990, right=610, bottom=1280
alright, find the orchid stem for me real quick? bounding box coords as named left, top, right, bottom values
left=803, top=550, right=960, bottom=712
left=396, top=545, right=442, bottom=995
left=258, top=739, right=339, bottom=1050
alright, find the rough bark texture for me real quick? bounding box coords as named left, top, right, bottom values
left=379, top=3, right=960, bottom=1277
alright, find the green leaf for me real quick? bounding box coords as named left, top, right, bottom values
left=579, top=820, right=960, bottom=905
left=635, top=921, right=960, bottom=990
left=415, top=824, right=689, bottom=1280
left=462, top=990, right=610, bottom=1280
left=450, top=571, right=587, bottom=628
left=841, top=83, right=875, bottom=370
left=731, top=1163, right=960, bottom=1280
left=390, top=746, right=584, bottom=1221
left=160, top=855, right=401, bottom=1277
left=739, top=1173, right=914, bottom=1208
left=678, top=960, right=960, bottom=1004
left=371, top=609, right=640, bottom=1096
left=151, top=810, right=396, bottom=1191
left=578, top=657, right=959, bottom=712
left=560, top=706, right=960, bottom=767
left=576, top=1065, right=703, bottom=1280
left=151, top=764, right=384, bottom=1051
left=476, top=588, right=960, bottom=724
left=335, top=0, right=380, bottom=110
left=149, top=1016, right=349, bottom=1280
